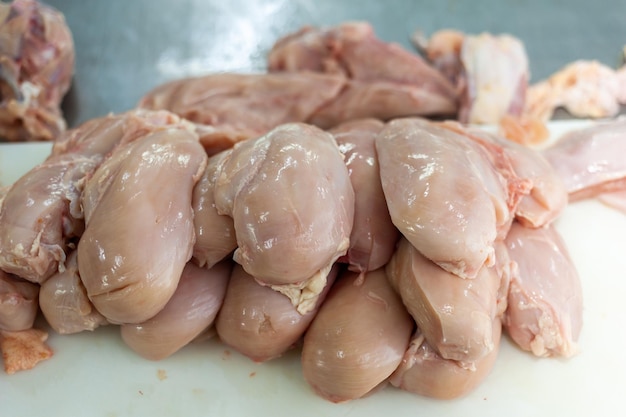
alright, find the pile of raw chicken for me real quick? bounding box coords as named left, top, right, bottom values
left=1, top=0, right=626, bottom=402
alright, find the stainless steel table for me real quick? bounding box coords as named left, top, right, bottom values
left=45, top=0, right=626, bottom=127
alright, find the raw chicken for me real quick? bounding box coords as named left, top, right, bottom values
left=376, top=117, right=528, bottom=278
left=543, top=119, right=626, bottom=201
left=503, top=222, right=583, bottom=358
left=301, top=268, right=413, bottom=403
left=39, top=251, right=108, bottom=335
left=0, top=327, right=52, bottom=374
left=0, top=270, right=39, bottom=331
left=121, top=260, right=231, bottom=361
left=440, top=121, right=567, bottom=228
left=390, top=323, right=502, bottom=400
left=526, top=60, right=626, bottom=121
left=213, top=123, right=354, bottom=313
left=138, top=72, right=345, bottom=155
left=0, top=152, right=93, bottom=282
left=215, top=264, right=337, bottom=363
left=191, top=151, right=237, bottom=269
left=458, top=33, right=529, bottom=124
left=598, top=190, right=626, bottom=213
left=386, top=237, right=502, bottom=363
left=0, top=0, right=74, bottom=142
left=268, top=22, right=458, bottom=127
left=0, top=109, right=191, bottom=283
left=329, top=119, right=399, bottom=274
left=77, top=125, right=207, bottom=324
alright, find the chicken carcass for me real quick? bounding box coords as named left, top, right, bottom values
left=138, top=72, right=345, bottom=154
left=0, top=110, right=192, bottom=284
left=268, top=22, right=458, bottom=127
left=376, top=118, right=529, bottom=278
left=543, top=119, right=626, bottom=201
left=121, top=260, right=231, bottom=361
left=39, top=251, right=108, bottom=335
left=329, top=119, right=399, bottom=275
left=386, top=237, right=502, bottom=364
left=503, top=222, right=583, bottom=358
left=213, top=123, right=354, bottom=313
left=77, top=123, right=207, bottom=324
left=301, top=268, right=413, bottom=403
left=0, top=269, right=39, bottom=331
left=0, top=0, right=74, bottom=142
left=216, top=264, right=337, bottom=363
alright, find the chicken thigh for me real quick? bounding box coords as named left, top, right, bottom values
left=440, top=121, right=567, bottom=228
left=543, top=119, right=626, bottom=201
left=39, top=251, right=108, bottom=335
left=503, top=222, right=583, bottom=358
left=213, top=123, right=354, bottom=313
left=78, top=126, right=207, bottom=324
left=216, top=264, right=337, bottom=363
left=0, top=110, right=192, bottom=283
left=329, top=119, right=399, bottom=274
left=386, top=237, right=502, bottom=363
left=301, top=268, right=413, bottom=403
left=191, top=151, right=237, bottom=269
left=390, top=323, right=502, bottom=400
left=376, top=118, right=528, bottom=278
left=121, top=260, right=231, bottom=361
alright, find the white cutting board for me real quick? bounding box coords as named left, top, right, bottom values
left=0, top=120, right=624, bottom=417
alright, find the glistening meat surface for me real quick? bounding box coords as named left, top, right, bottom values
left=213, top=123, right=354, bottom=313
left=77, top=126, right=207, bottom=324
left=376, top=118, right=529, bottom=278
left=330, top=119, right=399, bottom=274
